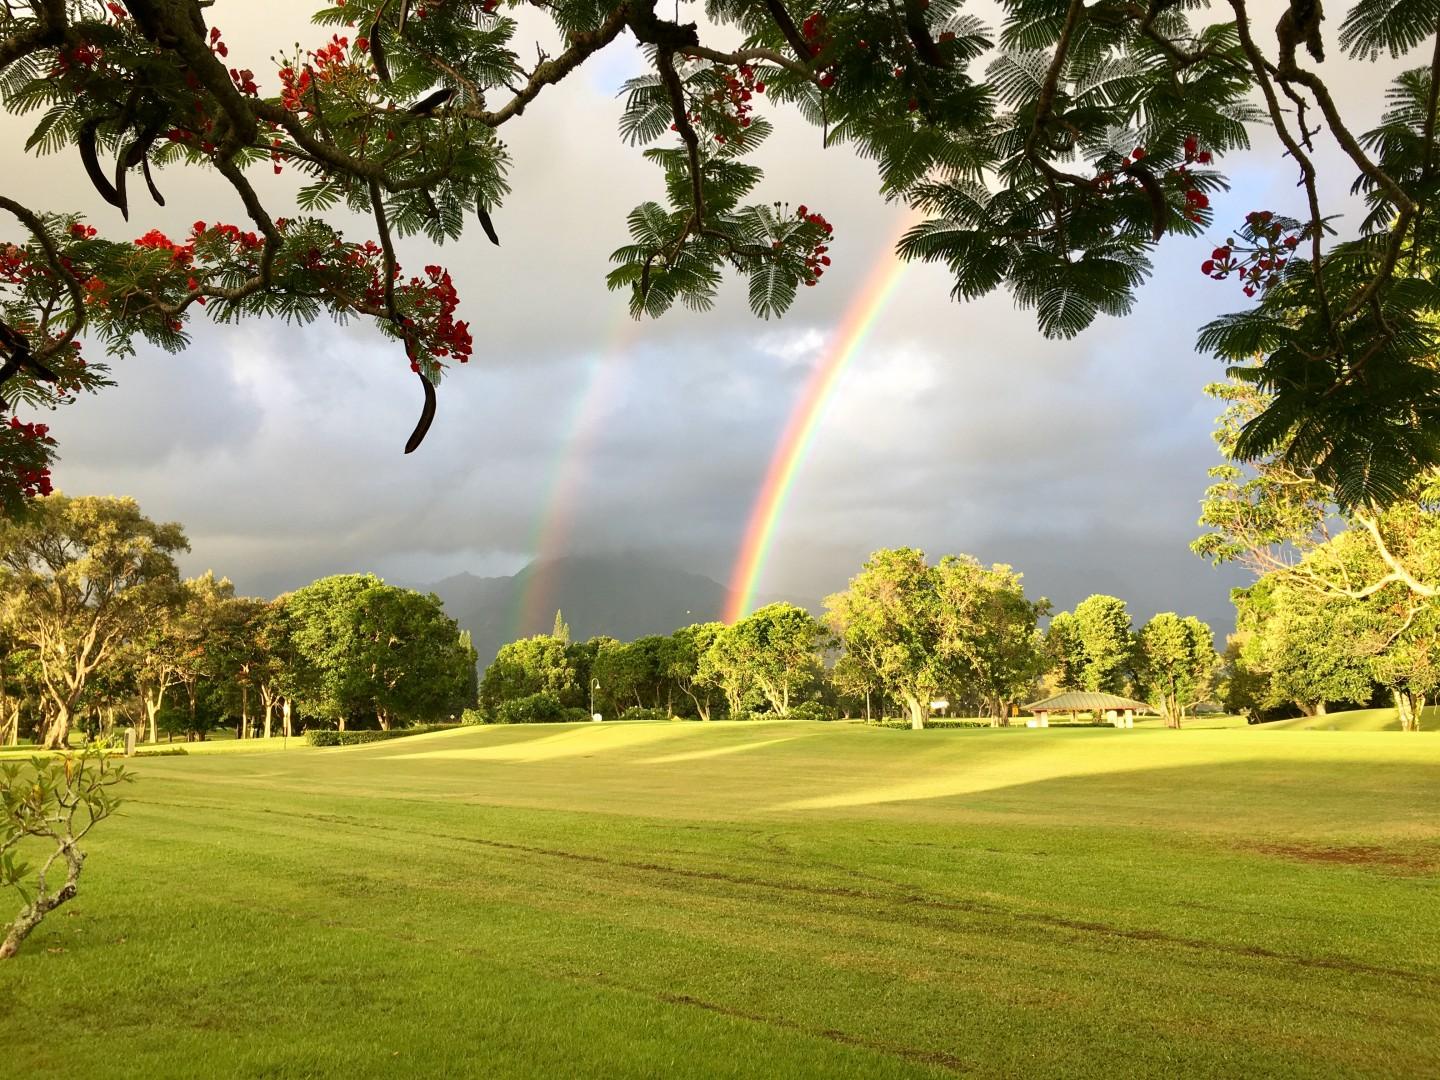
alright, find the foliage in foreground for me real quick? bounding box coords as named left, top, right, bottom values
left=0, top=747, right=128, bottom=959
left=0, top=0, right=1437, bottom=512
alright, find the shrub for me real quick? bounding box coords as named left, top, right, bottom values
left=306, top=723, right=458, bottom=747
left=495, top=692, right=569, bottom=725
left=459, top=708, right=487, bottom=726
left=617, top=707, right=668, bottom=724
left=874, top=717, right=994, bottom=730
left=786, top=701, right=840, bottom=723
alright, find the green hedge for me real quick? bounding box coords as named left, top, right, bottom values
left=495, top=692, right=589, bottom=725
left=306, top=723, right=459, bottom=747
left=786, top=701, right=841, bottom=723
left=617, top=707, right=668, bottom=723
left=874, top=718, right=995, bottom=730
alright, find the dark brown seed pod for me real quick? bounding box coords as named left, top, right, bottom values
left=476, top=201, right=500, bottom=246
left=404, top=367, right=437, bottom=454
left=112, top=151, right=130, bottom=221
left=79, top=119, right=123, bottom=211
left=407, top=86, right=456, bottom=116
left=1123, top=161, right=1167, bottom=241
left=369, top=18, right=390, bottom=83
left=141, top=157, right=165, bottom=206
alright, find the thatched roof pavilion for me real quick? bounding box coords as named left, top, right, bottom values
left=1022, top=692, right=1155, bottom=728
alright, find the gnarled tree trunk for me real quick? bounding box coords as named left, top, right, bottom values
left=904, top=695, right=926, bottom=730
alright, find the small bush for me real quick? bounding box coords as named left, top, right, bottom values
left=306, top=723, right=458, bottom=747
left=460, top=708, right=487, bottom=726
left=617, top=707, right=668, bottom=723
left=786, top=701, right=840, bottom=723
left=495, top=692, right=569, bottom=725
left=874, top=717, right=994, bottom=730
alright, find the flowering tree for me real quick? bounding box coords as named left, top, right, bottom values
left=0, top=0, right=1436, bottom=514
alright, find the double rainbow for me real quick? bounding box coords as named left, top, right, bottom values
left=724, top=231, right=911, bottom=623
left=512, top=221, right=912, bottom=636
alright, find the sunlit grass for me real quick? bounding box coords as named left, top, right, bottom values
left=3, top=718, right=1438, bottom=1077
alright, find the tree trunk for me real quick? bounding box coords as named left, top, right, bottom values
left=240, top=684, right=250, bottom=739
left=376, top=706, right=390, bottom=731
left=338, top=713, right=346, bottom=732
left=864, top=690, right=872, bottom=722
left=905, top=695, right=926, bottom=731
left=42, top=703, right=72, bottom=750
left=282, top=698, right=293, bottom=738
left=1394, top=689, right=1420, bottom=732
left=1314, top=701, right=1328, bottom=716
left=0, top=842, right=85, bottom=960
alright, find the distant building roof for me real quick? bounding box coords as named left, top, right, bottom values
left=1023, top=691, right=1155, bottom=713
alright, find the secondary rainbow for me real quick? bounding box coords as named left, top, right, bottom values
left=509, top=311, right=640, bottom=640
left=724, top=238, right=911, bottom=623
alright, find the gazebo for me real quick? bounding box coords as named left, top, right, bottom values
left=1022, top=691, right=1155, bottom=728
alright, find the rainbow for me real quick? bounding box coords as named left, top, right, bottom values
left=724, top=235, right=911, bottom=623
left=509, top=311, right=640, bottom=639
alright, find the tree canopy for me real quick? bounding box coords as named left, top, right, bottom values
left=1, top=1, right=1437, bottom=512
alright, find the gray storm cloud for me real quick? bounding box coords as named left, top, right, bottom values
left=3, top=1, right=1401, bottom=632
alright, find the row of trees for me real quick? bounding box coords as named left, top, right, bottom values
left=480, top=549, right=1220, bottom=730
left=0, top=495, right=475, bottom=747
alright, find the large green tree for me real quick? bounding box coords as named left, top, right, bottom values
left=1069, top=594, right=1136, bottom=695
left=665, top=621, right=724, bottom=721
left=716, top=603, right=823, bottom=717
left=933, top=557, right=1049, bottom=723
left=825, top=548, right=957, bottom=730
left=2, top=1, right=1437, bottom=513
left=1135, top=613, right=1217, bottom=728
left=480, top=633, right=576, bottom=717
left=287, top=573, right=473, bottom=729
left=1233, top=577, right=1379, bottom=718
left=0, top=494, right=185, bottom=747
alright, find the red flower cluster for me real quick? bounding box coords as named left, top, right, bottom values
left=400, top=266, right=472, bottom=366
left=0, top=243, right=40, bottom=285
left=794, top=205, right=834, bottom=287
left=230, top=67, right=260, bottom=96
left=68, top=223, right=97, bottom=240
left=279, top=64, right=313, bottom=112
left=801, top=11, right=838, bottom=87
left=279, top=35, right=352, bottom=115
left=7, top=418, right=54, bottom=497
left=52, top=42, right=103, bottom=76
left=208, top=27, right=229, bottom=59
left=1173, top=134, right=1214, bottom=221
left=192, top=221, right=264, bottom=251
left=135, top=229, right=196, bottom=265
left=1200, top=210, right=1302, bottom=298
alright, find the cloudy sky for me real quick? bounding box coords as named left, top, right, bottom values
left=3, top=2, right=1405, bottom=632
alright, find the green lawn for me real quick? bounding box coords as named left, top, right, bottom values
left=3, top=720, right=1438, bottom=1078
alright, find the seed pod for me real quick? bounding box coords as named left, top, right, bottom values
left=476, top=200, right=500, bottom=246
left=369, top=18, right=390, bottom=83
left=1123, top=161, right=1167, bottom=241
left=404, top=366, right=437, bottom=454
left=141, top=157, right=165, bottom=207
left=407, top=86, right=456, bottom=116
left=79, top=119, right=123, bottom=212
